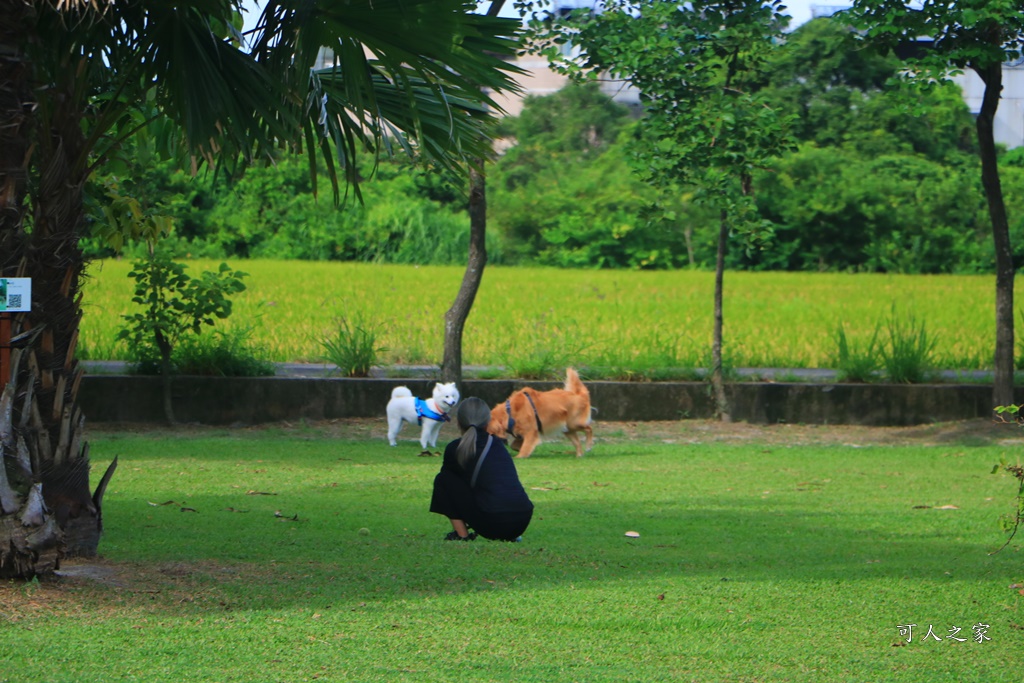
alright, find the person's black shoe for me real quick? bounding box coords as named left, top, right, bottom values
left=443, top=531, right=477, bottom=541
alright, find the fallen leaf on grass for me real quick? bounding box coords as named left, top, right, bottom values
left=274, top=510, right=299, bottom=521
left=180, top=507, right=198, bottom=513
left=593, top=482, right=611, bottom=487
left=625, top=531, right=640, bottom=538
left=147, top=500, right=176, bottom=507
left=247, top=490, right=278, bottom=496
left=225, top=507, right=249, bottom=513
left=935, top=505, right=959, bottom=510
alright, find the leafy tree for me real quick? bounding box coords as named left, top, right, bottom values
left=757, top=16, right=976, bottom=162
left=491, top=83, right=703, bottom=268
left=525, top=0, right=795, bottom=419
left=502, top=81, right=634, bottom=154
left=119, top=250, right=247, bottom=424
left=845, top=0, right=1024, bottom=412
left=753, top=146, right=989, bottom=273
left=0, top=0, right=520, bottom=579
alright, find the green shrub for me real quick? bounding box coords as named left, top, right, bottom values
left=127, top=326, right=273, bottom=377
left=172, top=326, right=275, bottom=377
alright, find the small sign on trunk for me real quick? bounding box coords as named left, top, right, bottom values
left=0, top=278, right=31, bottom=312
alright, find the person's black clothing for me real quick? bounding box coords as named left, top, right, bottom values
left=430, top=430, right=533, bottom=541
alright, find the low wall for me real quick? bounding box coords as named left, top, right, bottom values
left=78, top=375, right=1013, bottom=426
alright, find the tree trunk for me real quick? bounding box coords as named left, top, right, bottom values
left=711, top=208, right=731, bottom=422
left=974, top=62, right=1015, bottom=411
left=0, top=0, right=65, bottom=579
left=157, top=330, right=176, bottom=424
left=0, top=0, right=30, bottom=245
left=442, top=165, right=488, bottom=385
left=684, top=224, right=695, bottom=268
left=0, top=29, right=114, bottom=577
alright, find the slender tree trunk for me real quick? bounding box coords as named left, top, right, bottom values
left=711, top=208, right=731, bottom=422
left=685, top=226, right=695, bottom=268
left=442, top=165, right=487, bottom=384
left=974, top=62, right=1015, bottom=411
left=440, top=0, right=505, bottom=385
left=156, top=331, right=176, bottom=424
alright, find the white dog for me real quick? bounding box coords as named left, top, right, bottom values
left=386, top=382, right=460, bottom=449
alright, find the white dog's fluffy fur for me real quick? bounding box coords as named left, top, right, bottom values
left=386, top=382, right=460, bottom=449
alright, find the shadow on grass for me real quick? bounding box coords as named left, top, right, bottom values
left=93, top=488, right=1018, bottom=612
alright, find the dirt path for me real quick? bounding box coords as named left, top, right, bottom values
left=90, top=416, right=1024, bottom=448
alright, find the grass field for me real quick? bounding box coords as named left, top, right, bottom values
left=78, top=260, right=1014, bottom=373
left=4, top=422, right=1024, bottom=682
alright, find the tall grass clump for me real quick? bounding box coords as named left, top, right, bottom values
left=880, top=303, right=938, bottom=383
left=495, top=314, right=590, bottom=379
left=586, top=327, right=704, bottom=381
left=319, top=313, right=386, bottom=377
left=831, top=322, right=882, bottom=382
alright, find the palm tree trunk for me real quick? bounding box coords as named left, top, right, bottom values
left=442, top=165, right=488, bottom=385
left=0, top=33, right=114, bottom=577
left=974, top=62, right=1015, bottom=412
left=0, top=0, right=66, bottom=579
left=0, top=0, right=30, bottom=245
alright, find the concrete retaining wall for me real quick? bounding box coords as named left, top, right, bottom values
left=78, top=375, right=1015, bottom=426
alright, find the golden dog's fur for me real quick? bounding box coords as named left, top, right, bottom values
left=487, top=368, right=594, bottom=458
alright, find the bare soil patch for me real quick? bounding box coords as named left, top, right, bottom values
left=90, top=416, right=1023, bottom=448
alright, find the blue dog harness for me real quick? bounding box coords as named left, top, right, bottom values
left=414, top=397, right=451, bottom=425
left=506, top=393, right=543, bottom=438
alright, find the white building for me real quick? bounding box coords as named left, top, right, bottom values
left=954, top=62, right=1024, bottom=150
left=808, top=3, right=1024, bottom=149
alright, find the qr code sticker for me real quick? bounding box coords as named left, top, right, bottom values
left=8, top=294, right=21, bottom=309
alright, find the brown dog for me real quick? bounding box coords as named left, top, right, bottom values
left=488, top=368, right=594, bottom=458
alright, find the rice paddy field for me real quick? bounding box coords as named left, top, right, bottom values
left=78, top=260, right=1011, bottom=371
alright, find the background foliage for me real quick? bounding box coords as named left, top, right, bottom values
left=84, top=16, right=1021, bottom=275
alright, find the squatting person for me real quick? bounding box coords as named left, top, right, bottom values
left=429, top=397, right=534, bottom=541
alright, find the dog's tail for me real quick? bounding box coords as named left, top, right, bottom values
left=564, top=368, right=589, bottom=398
left=391, top=386, right=413, bottom=400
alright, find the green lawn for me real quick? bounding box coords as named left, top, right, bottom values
left=4, top=423, right=1024, bottom=682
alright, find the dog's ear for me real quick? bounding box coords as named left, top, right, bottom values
left=487, top=405, right=505, bottom=437
left=487, top=418, right=506, bottom=438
